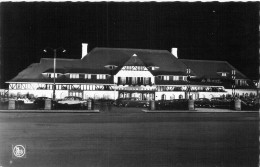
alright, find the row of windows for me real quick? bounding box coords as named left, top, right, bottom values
left=158, top=75, right=187, bottom=81
left=119, top=77, right=151, bottom=85
left=45, top=73, right=107, bottom=80
left=121, top=66, right=148, bottom=71
left=157, top=86, right=225, bottom=92
left=235, top=80, right=248, bottom=86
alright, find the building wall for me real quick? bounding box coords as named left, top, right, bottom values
left=155, top=91, right=185, bottom=100
left=197, top=92, right=227, bottom=99
left=225, top=89, right=257, bottom=96
left=9, top=89, right=68, bottom=99
left=83, top=91, right=118, bottom=100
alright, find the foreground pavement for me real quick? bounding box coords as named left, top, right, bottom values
left=0, top=107, right=258, bottom=167
left=0, top=107, right=258, bottom=113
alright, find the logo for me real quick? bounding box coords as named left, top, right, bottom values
left=12, top=145, right=26, bottom=158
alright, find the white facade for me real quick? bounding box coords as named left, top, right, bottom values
left=114, top=69, right=155, bottom=84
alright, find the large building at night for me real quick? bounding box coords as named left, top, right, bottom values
left=6, top=44, right=257, bottom=100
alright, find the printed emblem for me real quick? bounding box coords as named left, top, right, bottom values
left=12, top=145, right=26, bottom=158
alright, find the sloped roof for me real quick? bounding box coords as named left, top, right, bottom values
left=8, top=47, right=249, bottom=84
left=82, top=47, right=189, bottom=75
left=8, top=58, right=84, bottom=83
left=123, top=54, right=146, bottom=66
left=179, top=59, right=248, bottom=80
left=8, top=47, right=191, bottom=83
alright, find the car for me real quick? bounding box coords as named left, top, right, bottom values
left=57, top=96, right=88, bottom=109
left=34, top=97, right=51, bottom=109
left=210, top=97, right=232, bottom=108
left=155, top=99, right=189, bottom=110
left=17, top=98, right=34, bottom=104
left=195, top=98, right=212, bottom=108
left=116, top=97, right=150, bottom=107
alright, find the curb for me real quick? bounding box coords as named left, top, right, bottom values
left=142, top=109, right=258, bottom=113
left=0, top=110, right=100, bottom=113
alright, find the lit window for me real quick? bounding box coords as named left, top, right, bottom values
left=97, top=74, right=106, bottom=80
left=70, top=74, right=79, bottom=79
left=173, top=76, right=179, bottom=81
left=144, top=77, right=149, bottom=84
left=222, top=73, right=227, bottom=77
left=47, top=73, right=58, bottom=78
left=121, top=77, right=126, bottom=84
left=132, top=77, right=137, bottom=84
left=164, top=76, right=169, bottom=80
left=85, top=74, right=91, bottom=79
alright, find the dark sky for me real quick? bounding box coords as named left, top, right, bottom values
left=0, top=2, right=259, bottom=88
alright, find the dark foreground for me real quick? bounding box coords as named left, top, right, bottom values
left=0, top=108, right=258, bottom=167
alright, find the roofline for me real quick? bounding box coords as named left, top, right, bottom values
left=91, top=47, right=171, bottom=53
left=179, top=59, right=228, bottom=63
left=40, top=58, right=81, bottom=62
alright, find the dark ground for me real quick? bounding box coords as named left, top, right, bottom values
left=0, top=107, right=258, bottom=167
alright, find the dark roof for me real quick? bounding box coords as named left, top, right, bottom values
left=7, top=48, right=250, bottom=84
left=42, top=68, right=67, bottom=74
left=179, top=59, right=248, bottom=80
left=82, top=47, right=190, bottom=75
left=8, top=58, right=85, bottom=82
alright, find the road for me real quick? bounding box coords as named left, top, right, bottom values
left=0, top=107, right=258, bottom=167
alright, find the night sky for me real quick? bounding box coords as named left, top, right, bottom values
left=0, top=2, right=259, bottom=88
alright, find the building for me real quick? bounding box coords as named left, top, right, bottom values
left=6, top=44, right=257, bottom=100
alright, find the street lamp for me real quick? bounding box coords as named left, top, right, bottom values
left=104, top=65, right=118, bottom=100
left=186, top=68, right=191, bottom=99
left=43, top=47, right=66, bottom=100
left=231, top=70, right=236, bottom=98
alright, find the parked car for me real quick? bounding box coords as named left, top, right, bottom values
left=195, top=98, right=212, bottom=108
left=34, top=97, right=51, bottom=109
left=210, top=97, right=232, bottom=108
left=116, top=98, right=149, bottom=107
left=18, top=98, right=34, bottom=104
left=156, top=99, right=189, bottom=110
left=57, top=96, right=88, bottom=109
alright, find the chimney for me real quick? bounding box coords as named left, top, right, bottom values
left=81, top=43, right=88, bottom=59
left=171, top=48, right=178, bottom=59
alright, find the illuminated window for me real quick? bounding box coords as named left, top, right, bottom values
left=70, top=74, right=79, bottom=79
left=144, top=77, right=149, bottom=84
left=132, top=77, right=137, bottom=84
left=97, top=75, right=106, bottom=80
left=121, top=77, right=126, bottom=84
left=173, top=76, right=179, bottom=81
left=163, top=76, right=169, bottom=80
left=222, top=73, right=227, bottom=77
left=85, top=74, right=91, bottom=79
left=47, top=73, right=59, bottom=78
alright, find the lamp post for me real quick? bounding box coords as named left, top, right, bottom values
left=104, top=65, right=118, bottom=100
left=231, top=70, right=236, bottom=98
left=186, top=68, right=191, bottom=99
left=43, top=47, right=66, bottom=100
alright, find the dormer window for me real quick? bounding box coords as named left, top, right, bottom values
left=148, top=66, right=160, bottom=71
left=222, top=73, right=227, bottom=77
left=46, top=73, right=59, bottom=78
left=70, top=74, right=79, bottom=79
left=217, top=72, right=228, bottom=77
